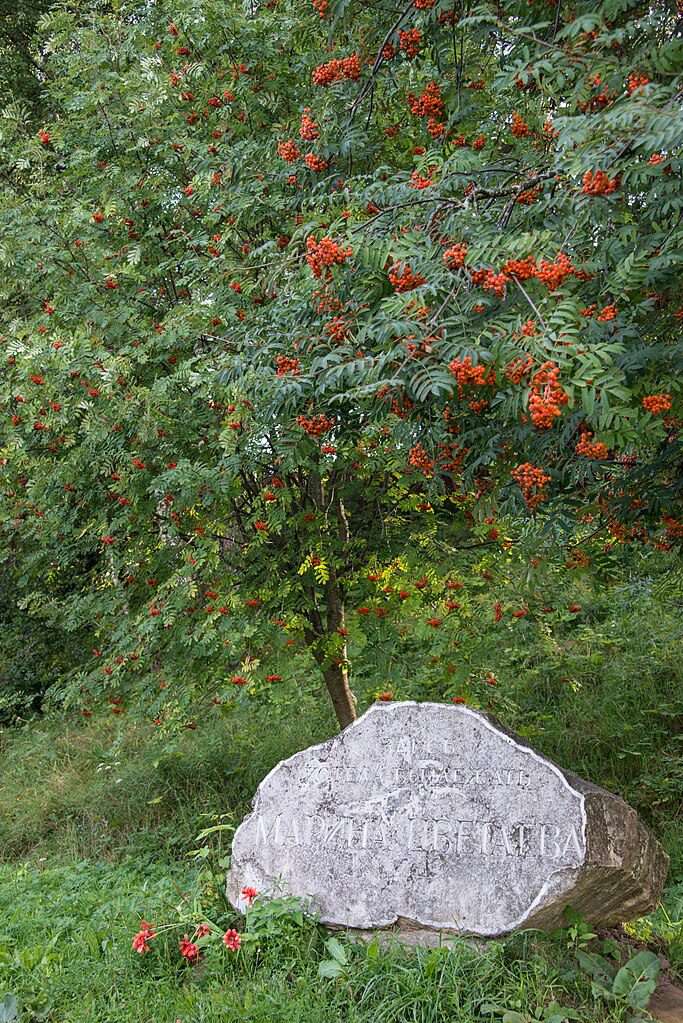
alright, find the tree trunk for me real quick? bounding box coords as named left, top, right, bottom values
left=323, top=659, right=357, bottom=729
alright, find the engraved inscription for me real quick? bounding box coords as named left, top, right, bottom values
left=229, top=703, right=590, bottom=937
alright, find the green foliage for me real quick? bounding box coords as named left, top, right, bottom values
left=0, top=0, right=681, bottom=727
left=0, top=855, right=673, bottom=1023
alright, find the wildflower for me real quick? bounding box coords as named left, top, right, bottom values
left=132, top=920, right=156, bottom=954
left=223, top=929, right=241, bottom=951
left=179, top=936, right=200, bottom=962
left=241, top=886, right=258, bottom=904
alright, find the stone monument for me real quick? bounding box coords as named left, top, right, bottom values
left=228, top=702, right=667, bottom=942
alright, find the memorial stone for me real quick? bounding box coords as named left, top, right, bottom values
left=228, top=702, right=667, bottom=941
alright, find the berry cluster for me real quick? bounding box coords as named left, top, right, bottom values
left=482, top=269, right=508, bottom=298
left=277, top=139, right=300, bottom=162
left=582, top=170, right=619, bottom=196
left=312, top=54, right=361, bottom=86
left=575, top=431, right=609, bottom=459
left=528, top=361, right=567, bottom=428
left=399, top=28, right=422, bottom=58
left=443, top=243, right=468, bottom=269
left=388, top=262, right=426, bottom=292
left=275, top=355, right=301, bottom=376
left=642, top=393, right=672, bottom=414
left=596, top=304, right=617, bottom=322
left=324, top=316, right=349, bottom=343
left=511, top=113, right=532, bottom=137
left=448, top=356, right=495, bottom=394
left=410, top=169, right=435, bottom=190
left=296, top=413, right=334, bottom=435
left=305, top=236, right=352, bottom=277
left=626, top=72, right=649, bottom=94
left=299, top=111, right=319, bottom=140
left=502, top=256, right=536, bottom=280
left=535, top=252, right=576, bottom=290
left=511, top=463, right=551, bottom=510
left=408, top=443, right=434, bottom=473
left=408, top=81, right=444, bottom=118
left=517, top=185, right=540, bottom=205
left=304, top=153, right=329, bottom=171
left=504, top=354, right=533, bottom=384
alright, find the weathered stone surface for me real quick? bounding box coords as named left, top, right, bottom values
left=228, top=702, right=668, bottom=940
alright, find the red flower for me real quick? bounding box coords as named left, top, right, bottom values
left=241, top=886, right=258, bottom=904
left=231, top=675, right=248, bottom=686
left=100, top=535, right=115, bottom=545
left=254, top=520, right=268, bottom=531
left=132, top=920, right=156, bottom=954
left=194, top=923, right=211, bottom=938
left=377, top=690, right=393, bottom=701
left=451, top=696, right=466, bottom=704
left=179, top=936, right=200, bottom=962
left=265, top=674, right=282, bottom=682
left=223, top=929, right=241, bottom=951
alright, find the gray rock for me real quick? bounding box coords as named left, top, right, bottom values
left=227, top=702, right=668, bottom=941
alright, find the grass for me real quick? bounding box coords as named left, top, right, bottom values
left=1, top=562, right=683, bottom=1020
left=0, top=858, right=654, bottom=1023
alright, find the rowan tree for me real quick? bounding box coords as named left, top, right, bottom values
left=1, top=0, right=681, bottom=727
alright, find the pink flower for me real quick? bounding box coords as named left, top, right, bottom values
left=223, top=928, right=241, bottom=951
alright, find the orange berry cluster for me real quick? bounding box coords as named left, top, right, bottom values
left=582, top=170, right=619, bottom=196
left=399, top=28, right=422, bottom=58
left=511, top=112, right=532, bottom=137
left=408, top=443, right=434, bottom=473
left=410, top=169, right=435, bottom=190
left=408, top=81, right=444, bottom=118
left=312, top=0, right=328, bottom=15
left=528, top=361, right=567, bottom=428
left=596, top=304, right=617, bottom=322
left=575, top=431, right=608, bottom=459
left=535, top=252, right=576, bottom=290
left=324, top=316, right=348, bottom=343
left=511, top=463, right=551, bottom=510
left=305, top=236, right=352, bottom=277
left=296, top=413, right=334, bottom=436
left=626, top=72, right=649, bottom=94
left=482, top=270, right=508, bottom=298
left=299, top=111, right=319, bottom=140
left=388, top=262, right=426, bottom=292
left=502, top=256, right=536, bottom=280
left=443, top=243, right=468, bottom=269
left=304, top=153, right=328, bottom=171
left=312, top=54, right=361, bottom=86
left=516, top=186, right=540, bottom=205
left=275, top=355, right=301, bottom=376
left=277, top=139, right=300, bottom=162
left=414, top=0, right=435, bottom=7
left=448, top=356, right=495, bottom=394
left=642, top=393, right=672, bottom=414
left=504, top=354, right=533, bottom=384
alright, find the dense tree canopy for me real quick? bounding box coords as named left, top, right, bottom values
left=1, top=0, right=681, bottom=726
